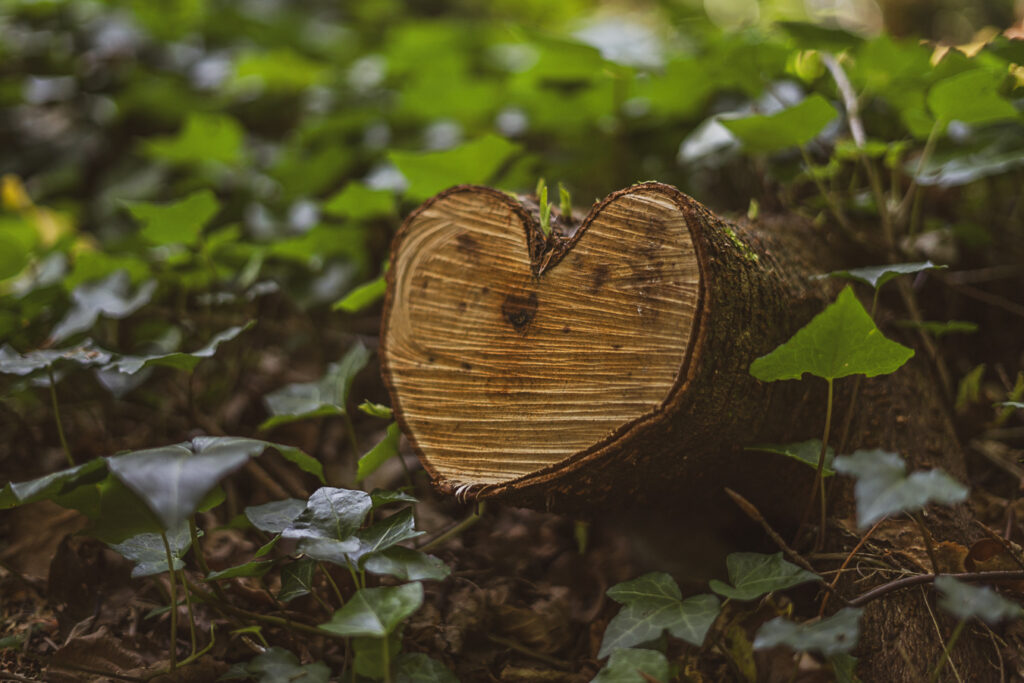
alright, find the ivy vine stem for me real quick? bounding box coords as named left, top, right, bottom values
left=47, top=366, right=73, bottom=467
left=161, top=531, right=179, bottom=671
left=929, top=618, right=966, bottom=681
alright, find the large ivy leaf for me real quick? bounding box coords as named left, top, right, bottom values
left=319, top=582, right=424, bottom=637
left=107, top=437, right=322, bottom=530
left=323, top=182, right=395, bottom=220
left=260, top=341, right=371, bottom=430
left=935, top=576, right=1024, bottom=624
left=754, top=607, right=863, bottom=656
left=600, top=572, right=720, bottom=657
left=833, top=450, right=968, bottom=528
left=357, top=422, right=401, bottom=482
left=205, top=560, right=273, bottom=581
left=927, top=69, right=1019, bottom=131
left=0, top=458, right=107, bottom=508
left=108, top=523, right=191, bottom=578
left=747, top=440, right=835, bottom=476
left=362, top=547, right=450, bottom=582
left=749, top=287, right=914, bottom=382
left=394, top=652, right=458, bottom=683
left=50, top=271, right=156, bottom=342
left=389, top=134, right=520, bottom=200
left=333, top=276, right=387, bottom=313
left=245, top=498, right=307, bottom=534
left=144, top=112, right=245, bottom=166
left=720, top=94, right=838, bottom=153
left=0, top=342, right=111, bottom=377
left=233, top=647, right=330, bottom=683
left=283, top=487, right=372, bottom=560
left=593, top=648, right=670, bottom=683
left=709, top=552, right=819, bottom=601
left=825, top=262, right=945, bottom=290
left=123, top=189, right=220, bottom=246
left=103, top=322, right=254, bottom=375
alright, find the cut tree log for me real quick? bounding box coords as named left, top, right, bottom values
left=381, top=182, right=834, bottom=515
left=381, top=182, right=997, bottom=681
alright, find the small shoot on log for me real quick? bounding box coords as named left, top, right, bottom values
left=749, top=286, right=914, bottom=549
left=536, top=177, right=552, bottom=236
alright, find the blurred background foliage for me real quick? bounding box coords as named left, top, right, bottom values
left=0, top=0, right=1021, bottom=427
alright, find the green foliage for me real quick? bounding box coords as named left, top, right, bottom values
left=825, top=262, right=945, bottom=290
left=323, top=183, right=396, bottom=220
left=709, top=552, right=819, bottom=601
left=357, top=422, right=401, bottom=482
left=245, top=499, right=307, bottom=534
left=832, top=450, right=968, bottom=528
left=333, top=276, right=387, bottom=313
left=753, top=608, right=864, bottom=656
left=599, top=572, right=720, bottom=657
left=749, top=287, right=914, bottom=382
left=260, top=341, right=371, bottom=430
left=108, top=523, right=192, bottom=578
left=103, top=322, right=254, bottom=375
left=721, top=94, right=839, bottom=153
left=123, top=190, right=220, bottom=246
left=226, top=647, right=330, bottom=683
left=593, top=648, right=670, bottom=683
left=394, top=653, right=459, bottom=682
left=144, top=112, right=245, bottom=167
left=935, top=577, right=1024, bottom=624
left=927, top=70, right=1019, bottom=132
left=747, top=440, right=835, bottom=476
left=389, top=134, right=521, bottom=200
left=320, top=582, right=424, bottom=637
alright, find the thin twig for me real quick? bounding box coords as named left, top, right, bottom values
left=725, top=489, right=820, bottom=581
left=819, top=519, right=883, bottom=617
left=160, top=532, right=179, bottom=671
left=848, top=570, right=1024, bottom=607
left=48, top=366, right=73, bottom=466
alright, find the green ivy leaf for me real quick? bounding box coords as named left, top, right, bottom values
left=389, top=134, right=520, bottom=200
left=359, top=401, right=394, bottom=420
left=238, top=647, right=330, bottom=683
left=349, top=507, right=424, bottom=565
left=103, top=322, right=254, bottom=375
left=709, top=552, right=819, bottom=601
left=927, top=69, right=1019, bottom=131
left=278, top=559, right=316, bottom=603
left=370, top=489, right=418, bottom=508
left=830, top=653, right=860, bottom=683
left=832, top=450, right=968, bottom=528
left=593, top=648, right=670, bottom=683
left=353, top=632, right=403, bottom=680
left=600, top=572, right=720, bottom=657
left=260, top=341, right=371, bottom=430
left=754, top=607, right=863, bottom=656
left=935, top=576, right=1024, bottom=624
left=108, top=523, right=191, bottom=578
left=362, top=547, right=450, bottom=582
left=283, top=487, right=372, bottom=560
left=245, top=498, right=307, bottom=534
left=749, top=287, right=914, bottom=382
left=357, top=423, right=401, bottom=483
left=824, top=261, right=945, bottom=290
left=323, top=182, right=396, bottom=220
left=51, top=271, right=157, bottom=342
left=107, top=436, right=321, bottom=530
left=0, top=458, right=107, bottom=508
left=394, top=652, right=458, bottom=683
left=319, top=582, right=424, bottom=637
left=720, top=94, right=838, bottom=153
left=0, top=341, right=112, bottom=377
left=333, top=276, right=387, bottom=313
left=746, top=440, right=835, bottom=476
left=123, top=189, right=220, bottom=246
left=144, top=112, right=245, bottom=166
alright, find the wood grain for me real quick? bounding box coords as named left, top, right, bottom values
left=382, top=184, right=701, bottom=486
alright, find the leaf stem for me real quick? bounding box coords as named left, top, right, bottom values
left=930, top=618, right=966, bottom=681
left=320, top=562, right=346, bottom=606
left=796, top=378, right=835, bottom=550
left=48, top=366, right=73, bottom=467
left=912, top=511, right=941, bottom=574
left=418, top=501, right=485, bottom=553
left=897, top=119, right=942, bottom=227
left=161, top=531, right=179, bottom=670
left=179, top=570, right=197, bottom=656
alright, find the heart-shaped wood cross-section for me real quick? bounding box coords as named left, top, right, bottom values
left=381, top=183, right=703, bottom=489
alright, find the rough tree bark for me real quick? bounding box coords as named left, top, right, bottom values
left=380, top=182, right=993, bottom=680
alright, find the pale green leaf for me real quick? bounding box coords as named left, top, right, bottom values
left=709, top=552, right=819, bottom=601
left=832, top=450, right=968, bottom=528
left=935, top=576, right=1024, bottom=624
left=389, top=134, right=520, bottom=200
left=319, top=582, right=424, bottom=637
left=749, top=287, right=914, bottom=382
left=593, top=648, right=670, bottom=683
left=825, top=261, right=945, bottom=290
left=754, top=607, right=863, bottom=656
left=108, top=523, right=191, bottom=578
left=124, top=189, right=220, bottom=246
left=720, top=95, right=838, bottom=153
left=746, top=440, right=835, bottom=476
left=928, top=69, right=1019, bottom=130
left=357, top=423, right=401, bottom=482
